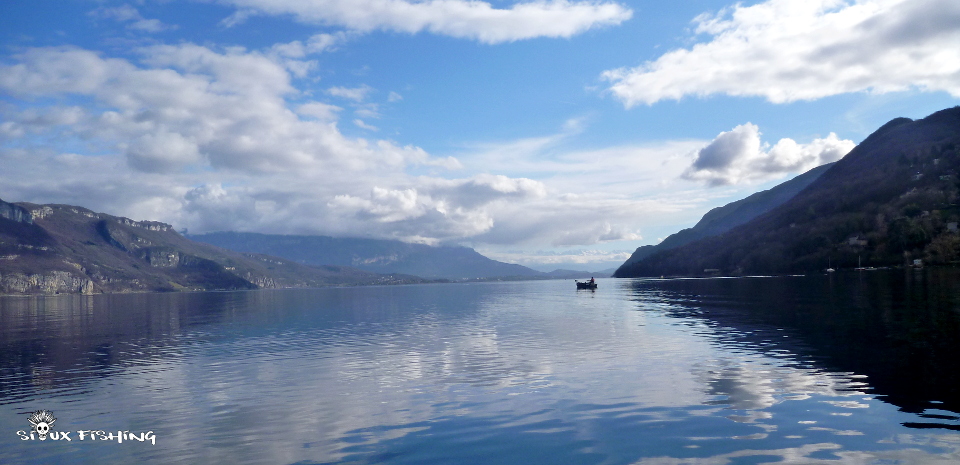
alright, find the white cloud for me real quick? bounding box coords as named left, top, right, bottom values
left=354, top=119, right=379, bottom=131
left=325, top=175, right=548, bottom=243
left=270, top=32, right=350, bottom=58
left=443, top=126, right=734, bottom=247
left=215, top=0, right=632, bottom=44
left=0, top=41, right=854, bottom=251
left=387, top=91, right=403, bottom=102
left=603, top=0, right=960, bottom=106
left=182, top=183, right=264, bottom=232
left=90, top=4, right=177, bottom=33
left=455, top=129, right=705, bottom=199
left=0, top=44, right=672, bottom=248
left=296, top=102, right=342, bottom=121
left=469, top=196, right=652, bottom=247
left=125, top=131, right=202, bottom=173
left=0, top=46, right=466, bottom=226
left=327, top=84, right=374, bottom=102
left=682, top=123, right=855, bottom=186
left=481, top=248, right=635, bottom=269
left=219, top=9, right=258, bottom=28
left=0, top=45, right=434, bottom=177
left=0, top=106, right=85, bottom=139
left=354, top=103, right=381, bottom=119
left=431, top=174, right=547, bottom=208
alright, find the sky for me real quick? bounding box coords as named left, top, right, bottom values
left=0, top=0, right=958, bottom=272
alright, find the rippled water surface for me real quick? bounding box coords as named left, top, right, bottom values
left=3, top=270, right=960, bottom=464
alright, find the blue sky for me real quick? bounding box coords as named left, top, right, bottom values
left=1, top=0, right=958, bottom=271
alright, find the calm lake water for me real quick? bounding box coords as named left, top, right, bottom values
left=2, top=270, right=960, bottom=464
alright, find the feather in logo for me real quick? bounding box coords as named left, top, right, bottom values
left=16, top=410, right=156, bottom=444
left=27, top=410, right=56, bottom=441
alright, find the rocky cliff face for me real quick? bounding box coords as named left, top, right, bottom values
left=0, top=200, right=32, bottom=224
left=0, top=200, right=426, bottom=295
left=0, top=270, right=94, bottom=294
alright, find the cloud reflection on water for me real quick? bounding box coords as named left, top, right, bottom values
left=2, top=278, right=960, bottom=464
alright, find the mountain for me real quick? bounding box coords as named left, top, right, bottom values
left=0, top=200, right=427, bottom=294
left=188, top=232, right=543, bottom=280
left=617, top=162, right=834, bottom=272
left=617, top=106, right=960, bottom=277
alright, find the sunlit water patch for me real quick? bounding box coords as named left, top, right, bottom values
left=2, top=271, right=960, bottom=463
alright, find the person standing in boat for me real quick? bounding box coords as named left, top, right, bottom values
left=589, top=277, right=595, bottom=284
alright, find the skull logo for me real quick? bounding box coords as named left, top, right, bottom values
left=28, top=410, right=56, bottom=440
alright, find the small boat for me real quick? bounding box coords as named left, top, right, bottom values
left=576, top=280, right=597, bottom=290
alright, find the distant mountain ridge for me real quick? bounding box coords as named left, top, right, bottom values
left=189, top=232, right=544, bottom=279
left=0, top=200, right=426, bottom=294
left=617, top=106, right=960, bottom=277
left=617, top=162, right=834, bottom=272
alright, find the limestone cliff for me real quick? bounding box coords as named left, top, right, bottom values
left=0, top=199, right=426, bottom=295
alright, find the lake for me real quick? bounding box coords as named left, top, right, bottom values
left=2, top=269, right=960, bottom=464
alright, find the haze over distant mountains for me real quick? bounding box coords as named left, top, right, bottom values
left=0, top=198, right=598, bottom=295
left=189, top=232, right=599, bottom=280
left=617, top=106, right=960, bottom=277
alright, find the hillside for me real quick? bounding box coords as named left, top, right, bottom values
left=617, top=106, right=960, bottom=277
left=618, top=162, right=833, bottom=270
left=0, top=200, right=426, bottom=294
left=189, top=232, right=543, bottom=279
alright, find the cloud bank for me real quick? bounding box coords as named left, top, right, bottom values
left=217, top=0, right=633, bottom=43
left=683, top=123, right=855, bottom=186
left=604, top=0, right=960, bottom=106
left=0, top=44, right=651, bottom=248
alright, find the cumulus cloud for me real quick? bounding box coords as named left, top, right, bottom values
left=215, top=0, right=632, bottom=43
left=0, top=46, right=468, bottom=226
left=125, top=131, right=202, bottom=173
left=2, top=38, right=848, bottom=251
left=182, top=184, right=265, bottom=232
left=472, top=197, right=647, bottom=247
left=682, top=123, right=855, bottom=186
left=0, top=106, right=85, bottom=140
left=325, top=175, right=547, bottom=243
left=603, top=0, right=960, bottom=106
left=432, top=174, right=547, bottom=208
left=0, top=45, right=438, bottom=176
left=0, top=44, right=668, bottom=248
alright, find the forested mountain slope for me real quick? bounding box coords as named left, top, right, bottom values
left=617, top=107, right=960, bottom=277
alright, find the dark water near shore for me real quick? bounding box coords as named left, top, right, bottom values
left=2, top=269, right=960, bottom=464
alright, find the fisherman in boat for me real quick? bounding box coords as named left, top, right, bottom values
left=589, top=277, right=595, bottom=284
